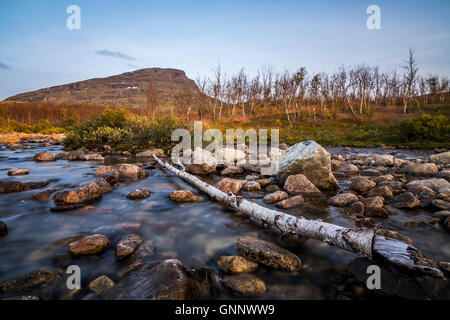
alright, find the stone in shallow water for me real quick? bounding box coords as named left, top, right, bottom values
left=275, top=195, right=304, bottom=209
left=126, top=188, right=151, bottom=200
left=430, top=151, right=450, bottom=164
left=393, top=192, right=420, bottom=208
left=68, top=234, right=110, bottom=256
left=222, top=274, right=266, bottom=297
left=30, top=188, right=59, bottom=202
left=135, top=149, right=164, bottom=158
left=367, top=186, right=394, bottom=199
left=96, top=164, right=148, bottom=181
left=0, top=268, right=63, bottom=294
left=220, top=165, right=244, bottom=176
left=283, top=174, right=321, bottom=196
left=242, top=181, right=261, bottom=192
left=264, top=184, right=280, bottom=193
left=89, top=275, right=115, bottom=295
left=406, top=178, right=450, bottom=192
left=115, top=234, right=143, bottom=261
left=235, top=236, right=302, bottom=271
left=275, top=140, right=338, bottom=190
left=216, top=255, right=258, bottom=273
left=169, top=190, right=200, bottom=202
left=33, top=152, right=56, bottom=161
left=54, top=178, right=111, bottom=205
left=104, top=259, right=202, bottom=300
left=216, top=178, right=246, bottom=194
left=342, top=201, right=365, bottom=216
left=0, top=180, right=50, bottom=194
left=350, top=177, right=376, bottom=193
left=432, top=199, right=450, bottom=211
left=7, top=168, right=29, bottom=176
left=327, top=193, right=359, bottom=207
left=0, top=221, right=8, bottom=236
left=263, top=191, right=288, bottom=204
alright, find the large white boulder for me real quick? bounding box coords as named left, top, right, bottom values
left=275, top=140, right=338, bottom=190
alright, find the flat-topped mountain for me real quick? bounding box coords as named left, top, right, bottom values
left=5, top=68, right=199, bottom=107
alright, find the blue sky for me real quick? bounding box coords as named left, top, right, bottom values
left=0, top=0, right=449, bottom=99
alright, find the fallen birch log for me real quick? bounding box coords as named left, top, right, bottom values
left=153, top=155, right=443, bottom=278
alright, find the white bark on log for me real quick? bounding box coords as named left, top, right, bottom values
left=153, top=155, right=443, bottom=278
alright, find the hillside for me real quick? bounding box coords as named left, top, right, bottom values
left=5, top=68, right=199, bottom=108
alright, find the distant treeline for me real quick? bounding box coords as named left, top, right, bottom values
left=0, top=102, right=145, bottom=126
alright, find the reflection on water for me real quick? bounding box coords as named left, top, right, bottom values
left=0, top=143, right=448, bottom=299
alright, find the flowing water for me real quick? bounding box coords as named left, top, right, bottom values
left=0, top=143, right=449, bottom=299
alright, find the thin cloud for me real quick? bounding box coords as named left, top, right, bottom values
left=125, top=62, right=142, bottom=69
left=0, top=62, right=11, bottom=70
left=95, top=50, right=136, bottom=61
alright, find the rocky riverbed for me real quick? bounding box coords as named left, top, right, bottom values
left=0, top=135, right=449, bottom=300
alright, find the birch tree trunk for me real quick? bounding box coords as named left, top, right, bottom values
left=153, top=155, right=443, bottom=278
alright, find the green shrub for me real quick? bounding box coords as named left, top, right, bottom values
left=64, top=108, right=187, bottom=151
left=396, top=114, right=449, bottom=142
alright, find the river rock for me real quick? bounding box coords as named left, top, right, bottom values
left=374, top=174, right=394, bottom=184
left=257, top=178, right=274, bottom=187
left=89, top=275, right=115, bottom=295
left=406, top=178, right=450, bottom=192
left=68, top=234, right=110, bottom=256
left=393, top=192, right=421, bottom=208
left=30, top=188, right=59, bottom=201
left=185, top=163, right=217, bottom=175
left=242, top=181, right=261, bottom=192
left=67, top=150, right=104, bottom=161
left=0, top=221, right=8, bottom=236
left=359, top=196, right=388, bottom=217
left=275, top=195, right=304, bottom=209
left=96, top=164, right=148, bottom=181
left=337, top=163, right=359, bottom=175
left=367, top=186, right=394, bottom=199
left=275, top=140, right=338, bottom=190
left=361, top=168, right=381, bottom=176
left=216, top=256, right=258, bottom=273
left=0, top=180, right=50, bottom=194
left=283, top=174, right=321, bottom=196
left=434, top=211, right=450, bottom=221
left=126, top=188, right=151, bottom=200
left=136, top=149, right=165, bottom=158
left=235, top=236, right=302, bottom=271
left=33, top=152, right=56, bottom=161
left=437, top=170, right=450, bottom=181
left=104, top=259, right=202, bottom=300
left=216, top=178, right=246, bottom=194
left=350, top=177, right=376, bottom=193
left=372, top=154, right=394, bottom=166
left=327, top=193, right=359, bottom=207
left=430, top=151, right=450, bottom=164
left=342, top=201, right=365, bottom=216
left=222, top=274, right=266, bottom=297
left=432, top=199, right=450, bottom=211
left=115, top=234, right=143, bottom=261
left=263, top=191, right=288, bottom=204
left=7, top=168, right=29, bottom=176
left=0, top=268, right=63, bottom=294
left=264, top=184, right=280, bottom=193
left=169, top=190, right=200, bottom=202
left=221, top=165, right=245, bottom=176
left=437, top=188, right=450, bottom=198
left=54, top=178, right=111, bottom=205
left=408, top=163, right=439, bottom=176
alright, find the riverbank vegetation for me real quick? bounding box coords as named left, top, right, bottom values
left=1, top=50, right=449, bottom=149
